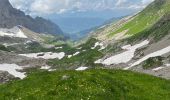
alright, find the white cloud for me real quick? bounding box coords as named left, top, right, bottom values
left=9, top=0, right=154, bottom=16
left=115, top=0, right=127, bottom=6
left=142, top=0, right=154, bottom=5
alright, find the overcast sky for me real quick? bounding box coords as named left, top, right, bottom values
left=9, top=0, right=154, bottom=17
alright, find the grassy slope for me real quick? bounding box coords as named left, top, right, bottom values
left=0, top=69, right=170, bottom=100
left=108, top=0, right=170, bottom=37
left=128, top=12, right=170, bottom=42
left=48, top=38, right=104, bottom=69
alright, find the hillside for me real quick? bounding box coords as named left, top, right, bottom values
left=0, top=0, right=63, bottom=35
left=0, top=69, right=170, bottom=100
left=84, top=0, right=170, bottom=79
left=93, top=0, right=170, bottom=42
left=1, top=0, right=170, bottom=99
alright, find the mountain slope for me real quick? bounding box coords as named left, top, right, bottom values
left=0, top=69, right=170, bottom=100
left=84, top=0, right=170, bottom=79
left=0, top=0, right=63, bottom=35
left=92, top=0, right=170, bottom=42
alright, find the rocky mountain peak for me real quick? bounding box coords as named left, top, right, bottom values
left=0, top=0, right=63, bottom=35
left=0, top=0, right=13, bottom=9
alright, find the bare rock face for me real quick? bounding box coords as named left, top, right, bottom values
left=0, top=0, right=63, bottom=35
left=0, top=71, right=16, bottom=84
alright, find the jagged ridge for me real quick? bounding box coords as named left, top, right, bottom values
left=0, top=0, right=63, bottom=35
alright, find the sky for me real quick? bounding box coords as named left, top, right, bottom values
left=9, top=0, right=154, bottom=17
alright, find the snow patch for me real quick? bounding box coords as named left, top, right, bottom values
left=165, top=64, right=170, bottom=67
left=68, top=52, right=80, bottom=58
left=73, top=52, right=80, bottom=56
left=91, top=42, right=106, bottom=51
left=55, top=47, right=63, bottom=49
left=0, top=27, right=27, bottom=38
left=3, top=43, right=20, bottom=47
left=24, top=40, right=33, bottom=45
left=75, top=67, right=88, bottom=71
left=125, top=45, right=170, bottom=70
left=15, top=29, right=27, bottom=38
left=0, top=64, right=26, bottom=79
left=19, top=52, right=65, bottom=60
left=152, top=67, right=164, bottom=71
left=94, top=59, right=103, bottom=64
left=68, top=55, right=73, bottom=58
left=40, top=65, right=51, bottom=70
left=121, top=45, right=132, bottom=50
left=48, top=69, right=56, bottom=72
left=95, top=40, right=149, bottom=65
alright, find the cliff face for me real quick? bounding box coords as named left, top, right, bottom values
left=0, top=0, right=63, bottom=35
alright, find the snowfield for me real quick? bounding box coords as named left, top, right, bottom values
left=95, top=40, right=149, bottom=65
left=0, top=27, right=27, bottom=38
left=125, top=45, right=170, bottom=70
left=75, top=67, right=88, bottom=71
left=19, top=52, right=65, bottom=60
left=0, top=64, right=26, bottom=79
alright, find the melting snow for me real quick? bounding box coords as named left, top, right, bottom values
left=94, top=59, right=103, bottom=64
left=48, top=69, right=56, bottom=72
left=91, top=42, right=106, bottom=51
left=3, top=43, right=20, bottom=47
left=55, top=47, right=63, bottom=49
left=152, top=67, right=164, bottom=71
left=68, top=55, right=73, bottom=58
left=165, top=64, right=170, bottom=67
left=0, top=27, right=27, bottom=38
left=40, top=65, right=51, bottom=70
left=24, top=40, right=33, bottom=45
left=0, top=64, right=26, bottom=79
left=19, top=52, right=65, bottom=60
left=68, top=52, right=80, bottom=58
left=95, top=40, right=149, bottom=65
left=75, top=67, right=88, bottom=71
left=125, top=45, right=170, bottom=70
left=73, top=52, right=80, bottom=56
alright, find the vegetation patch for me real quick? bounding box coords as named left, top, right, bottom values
left=0, top=69, right=170, bottom=100
left=142, top=56, right=163, bottom=69
left=0, top=44, right=10, bottom=52
left=48, top=49, right=103, bottom=70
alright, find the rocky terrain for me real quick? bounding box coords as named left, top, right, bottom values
left=0, top=0, right=170, bottom=99
left=89, top=0, right=170, bottom=79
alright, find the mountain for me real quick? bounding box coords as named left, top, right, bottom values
left=86, top=0, right=170, bottom=78
left=67, top=17, right=121, bottom=40
left=1, top=0, right=170, bottom=99
left=0, top=0, right=63, bottom=35
left=93, top=0, right=170, bottom=42
left=52, top=17, right=106, bottom=34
